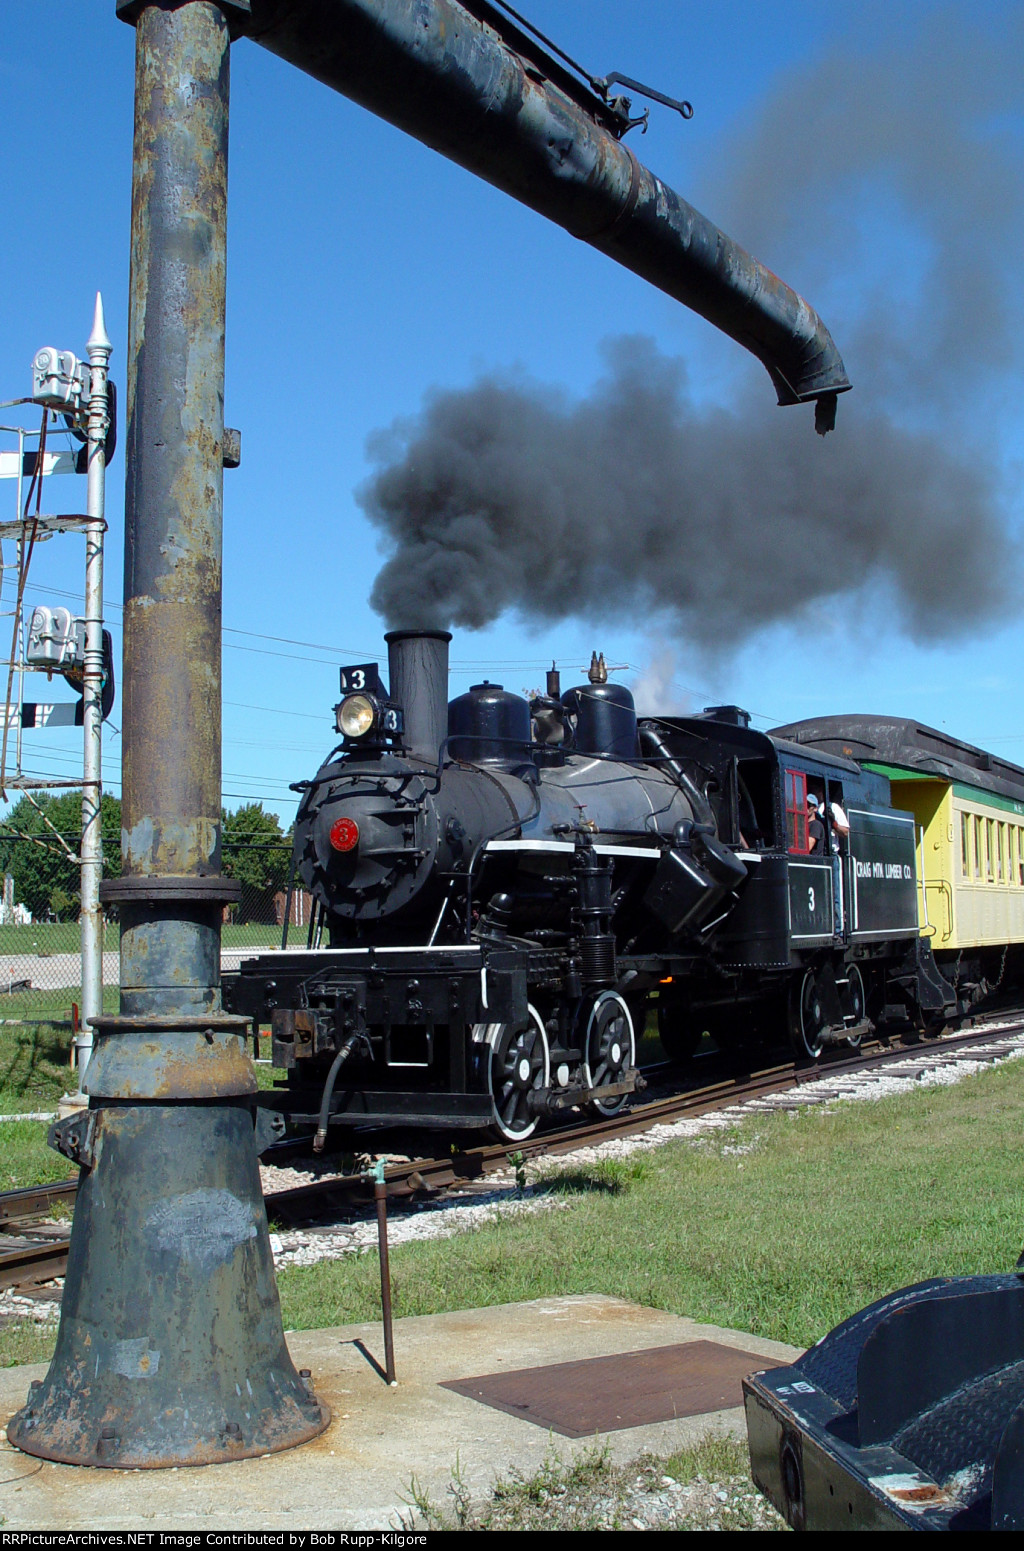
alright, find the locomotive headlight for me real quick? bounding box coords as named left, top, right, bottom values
left=338, top=692, right=377, bottom=738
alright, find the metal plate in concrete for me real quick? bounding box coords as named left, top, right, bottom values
left=442, top=1339, right=770, bottom=1436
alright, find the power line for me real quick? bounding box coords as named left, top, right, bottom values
left=12, top=580, right=636, bottom=676
left=225, top=700, right=326, bottom=721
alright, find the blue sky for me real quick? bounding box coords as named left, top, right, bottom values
left=1, top=1, right=1021, bottom=822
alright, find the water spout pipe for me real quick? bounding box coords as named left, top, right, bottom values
left=243, top=0, right=850, bottom=425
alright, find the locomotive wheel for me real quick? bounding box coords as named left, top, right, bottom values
left=584, top=991, right=636, bottom=1117
left=844, top=964, right=867, bottom=1049
left=790, top=970, right=827, bottom=1061
left=482, top=1006, right=551, bottom=1142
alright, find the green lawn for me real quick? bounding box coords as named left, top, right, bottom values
left=0, top=923, right=84, bottom=956
left=0, top=1020, right=74, bottom=1116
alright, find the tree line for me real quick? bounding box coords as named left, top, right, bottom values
left=0, top=793, right=293, bottom=923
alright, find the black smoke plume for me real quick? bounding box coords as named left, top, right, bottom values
left=360, top=8, right=1022, bottom=651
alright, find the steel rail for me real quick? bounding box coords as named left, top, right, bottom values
left=0, top=1178, right=77, bottom=1226
left=0, top=1239, right=72, bottom=1292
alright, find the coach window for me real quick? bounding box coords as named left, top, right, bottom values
left=1011, top=826, right=1019, bottom=886
left=998, top=823, right=1006, bottom=882
left=961, top=813, right=970, bottom=879
left=785, top=769, right=809, bottom=853
left=1019, top=827, right=1024, bottom=884
left=986, top=819, right=995, bottom=882
left=974, top=816, right=983, bottom=879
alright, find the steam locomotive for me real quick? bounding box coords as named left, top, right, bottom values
left=224, top=629, right=958, bottom=1144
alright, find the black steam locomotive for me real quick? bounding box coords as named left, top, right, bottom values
left=224, top=629, right=952, bottom=1143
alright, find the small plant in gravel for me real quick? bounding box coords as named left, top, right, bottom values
left=407, top=1452, right=475, bottom=1529
left=508, top=1151, right=527, bottom=1198
left=402, top=1436, right=786, bottom=1532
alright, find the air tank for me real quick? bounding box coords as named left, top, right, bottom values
left=448, top=681, right=533, bottom=769
left=563, top=681, right=639, bottom=761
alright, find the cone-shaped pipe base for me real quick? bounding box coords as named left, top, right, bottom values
left=7, top=1104, right=329, bottom=1467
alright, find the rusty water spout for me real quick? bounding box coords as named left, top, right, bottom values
left=243, top=0, right=850, bottom=428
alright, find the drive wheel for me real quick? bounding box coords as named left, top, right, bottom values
left=480, top=1007, right=550, bottom=1142
left=844, top=963, right=867, bottom=1049
left=584, top=991, right=636, bottom=1116
left=790, top=970, right=826, bottom=1060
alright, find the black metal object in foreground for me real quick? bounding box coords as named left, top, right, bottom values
left=241, top=0, right=851, bottom=426
left=744, top=1274, right=1024, bottom=1530
left=7, top=0, right=327, bottom=1467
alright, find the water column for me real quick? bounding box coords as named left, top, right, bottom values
left=7, top=0, right=327, bottom=1467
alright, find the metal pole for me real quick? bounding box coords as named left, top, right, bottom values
left=372, top=1158, right=397, bottom=1386
left=76, top=293, right=111, bottom=1091
left=8, top=0, right=327, bottom=1468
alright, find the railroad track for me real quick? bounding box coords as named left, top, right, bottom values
left=0, top=1181, right=77, bottom=1293
left=4, top=1015, right=1024, bottom=1292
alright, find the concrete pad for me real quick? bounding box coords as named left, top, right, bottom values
left=0, top=1296, right=800, bottom=1530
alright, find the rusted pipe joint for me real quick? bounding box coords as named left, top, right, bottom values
left=86, top=1013, right=256, bottom=1099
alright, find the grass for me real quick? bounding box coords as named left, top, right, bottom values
left=0, top=1021, right=73, bottom=1114
left=271, top=1056, right=1024, bottom=1352
left=0, top=1120, right=74, bottom=1194
left=0, top=1321, right=59, bottom=1368
left=0, top=1015, right=80, bottom=1209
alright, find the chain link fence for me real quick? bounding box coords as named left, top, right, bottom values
left=0, top=834, right=299, bottom=1025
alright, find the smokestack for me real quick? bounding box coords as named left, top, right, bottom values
left=386, top=628, right=452, bottom=761
left=243, top=0, right=850, bottom=422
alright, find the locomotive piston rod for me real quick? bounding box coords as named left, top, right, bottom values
left=241, top=0, right=851, bottom=428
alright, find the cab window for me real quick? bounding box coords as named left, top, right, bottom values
left=785, top=769, right=809, bottom=854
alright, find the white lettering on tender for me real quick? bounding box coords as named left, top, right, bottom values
left=854, top=858, right=912, bottom=883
